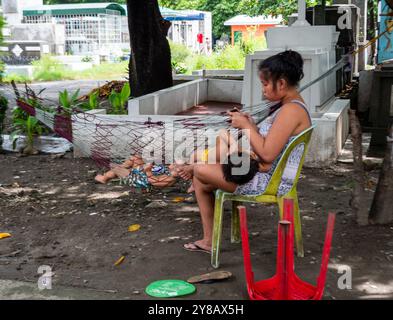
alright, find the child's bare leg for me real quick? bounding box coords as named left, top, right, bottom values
left=110, top=155, right=144, bottom=178
left=95, top=155, right=139, bottom=184
left=95, top=169, right=118, bottom=184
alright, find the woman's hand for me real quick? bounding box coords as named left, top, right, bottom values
left=227, top=111, right=254, bottom=130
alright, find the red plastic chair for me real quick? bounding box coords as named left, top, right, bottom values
left=239, top=199, right=336, bottom=300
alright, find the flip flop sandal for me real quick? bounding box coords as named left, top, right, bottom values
left=187, top=271, right=233, bottom=284
left=183, top=242, right=211, bottom=254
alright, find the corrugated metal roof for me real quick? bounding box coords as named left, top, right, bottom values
left=224, top=15, right=283, bottom=26
left=23, top=3, right=126, bottom=16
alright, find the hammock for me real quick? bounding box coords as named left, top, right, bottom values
left=14, top=94, right=277, bottom=169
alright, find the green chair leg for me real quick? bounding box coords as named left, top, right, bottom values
left=277, top=197, right=284, bottom=220
left=211, top=191, right=225, bottom=269
left=293, top=194, right=304, bottom=258
left=231, top=201, right=242, bottom=244
left=278, top=195, right=304, bottom=258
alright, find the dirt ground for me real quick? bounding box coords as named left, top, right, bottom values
left=0, top=152, right=392, bottom=300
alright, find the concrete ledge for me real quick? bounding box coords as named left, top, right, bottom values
left=5, top=65, right=35, bottom=78
left=306, top=98, right=350, bottom=166
left=128, top=79, right=242, bottom=115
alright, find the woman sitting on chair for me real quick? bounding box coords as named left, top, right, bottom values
left=179, top=50, right=312, bottom=254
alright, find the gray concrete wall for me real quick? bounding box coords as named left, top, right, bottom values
left=207, top=79, right=243, bottom=103
left=128, top=79, right=243, bottom=115
left=10, top=23, right=65, bottom=45
left=306, top=99, right=350, bottom=166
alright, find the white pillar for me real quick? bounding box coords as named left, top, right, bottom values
left=292, top=0, right=311, bottom=27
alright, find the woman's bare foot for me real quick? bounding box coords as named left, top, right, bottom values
left=172, top=164, right=194, bottom=180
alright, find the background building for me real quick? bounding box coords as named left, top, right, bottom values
left=22, top=3, right=125, bottom=56
left=162, top=8, right=212, bottom=53
left=0, top=1, right=212, bottom=57
left=224, top=15, right=283, bottom=45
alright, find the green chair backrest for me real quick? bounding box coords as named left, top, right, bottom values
left=262, top=125, right=315, bottom=197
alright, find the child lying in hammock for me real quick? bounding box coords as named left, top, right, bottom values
left=95, top=120, right=269, bottom=190
left=95, top=155, right=176, bottom=189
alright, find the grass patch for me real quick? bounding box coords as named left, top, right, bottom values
left=3, top=73, right=33, bottom=84
left=76, top=61, right=128, bottom=80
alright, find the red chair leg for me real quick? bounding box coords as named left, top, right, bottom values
left=239, top=206, right=255, bottom=298
left=315, top=212, right=336, bottom=300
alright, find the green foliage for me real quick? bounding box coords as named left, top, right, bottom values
left=3, top=73, right=33, bottom=84
left=172, top=61, right=188, bottom=74
left=11, top=109, right=43, bottom=155
left=32, top=55, right=73, bottom=82
left=169, top=40, right=192, bottom=74
left=3, top=61, right=128, bottom=83
left=78, top=90, right=100, bottom=111
left=199, top=0, right=240, bottom=40
left=108, top=82, right=130, bottom=115
left=58, top=89, right=81, bottom=115
left=76, top=61, right=128, bottom=80
left=159, top=0, right=202, bottom=10
left=238, top=0, right=319, bottom=22
left=178, top=37, right=265, bottom=73
left=160, top=0, right=324, bottom=39
left=169, top=40, right=192, bottom=64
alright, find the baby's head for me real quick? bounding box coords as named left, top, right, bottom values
left=222, top=151, right=259, bottom=185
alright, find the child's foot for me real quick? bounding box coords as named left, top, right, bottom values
left=94, top=174, right=108, bottom=184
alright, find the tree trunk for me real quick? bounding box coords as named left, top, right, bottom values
left=369, top=126, right=393, bottom=224
left=126, top=0, right=173, bottom=98
left=349, top=110, right=369, bottom=226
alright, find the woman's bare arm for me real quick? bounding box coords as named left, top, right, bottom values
left=244, top=104, right=303, bottom=163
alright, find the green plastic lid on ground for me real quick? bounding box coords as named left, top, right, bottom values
left=145, top=280, right=196, bottom=298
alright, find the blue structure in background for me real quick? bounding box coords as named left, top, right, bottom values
left=378, top=0, right=393, bottom=64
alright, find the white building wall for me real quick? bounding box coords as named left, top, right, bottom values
left=2, top=0, right=43, bottom=25
left=166, top=11, right=212, bottom=53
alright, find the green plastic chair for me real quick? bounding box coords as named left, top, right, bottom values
left=211, top=126, right=315, bottom=269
